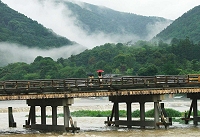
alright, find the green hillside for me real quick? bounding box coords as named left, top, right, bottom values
left=154, top=5, right=200, bottom=43
left=0, top=1, right=74, bottom=48
left=1, top=37, right=200, bottom=80
left=63, top=1, right=171, bottom=39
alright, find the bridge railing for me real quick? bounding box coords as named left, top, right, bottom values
left=188, top=74, right=200, bottom=83
left=155, top=75, right=188, bottom=84
left=0, top=75, right=199, bottom=95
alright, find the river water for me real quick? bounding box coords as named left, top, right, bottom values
left=1, top=97, right=200, bottom=137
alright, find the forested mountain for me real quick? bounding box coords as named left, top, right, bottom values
left=1, top=37, right=200, bottom=80
left=1, top=1, right=200, bottom=80
left=154, top=5, right=200, bottom=43
left=63, top=1, right=171, bottom=39
left=0, top=1, right=74, bottom=48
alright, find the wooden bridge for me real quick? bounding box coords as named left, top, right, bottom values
left=1, top=74, right=200, bottom=132
left=0, top=74, right=200, bottom=100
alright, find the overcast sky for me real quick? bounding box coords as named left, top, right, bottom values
left=77, top=0, right=200, bottom=20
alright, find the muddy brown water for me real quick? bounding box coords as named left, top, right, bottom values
left=0, top=98, right=200, bottom=137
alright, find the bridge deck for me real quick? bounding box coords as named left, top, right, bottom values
left=0, top=75, right=200, bottom=100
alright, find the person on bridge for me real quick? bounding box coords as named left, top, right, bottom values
left=87, top=73, right=94, bottom=86
left=97, top=70, right=104, bottom=84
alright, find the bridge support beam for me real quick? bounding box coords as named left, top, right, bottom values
left=114, top=102, right=119, bottom=127
left=184, top=93, right=200, bottom=125
left=8, top=107, right=16, bottom=127
left=52, top=106, right=57, bottom=125
left=193, top=99, right=198, bottom=125
left=105, top=94, right=171, bottom=129
left=23, top=98, right=79, bottom=132
left=140, top=101, right=145, bottom=129
left=154, top=102, right=160, bottom=129
left=126, top=102, right=132, bottom=128
left=41, top=106, right=46, bottom=125
left=64, top=106, right=70, bottom=127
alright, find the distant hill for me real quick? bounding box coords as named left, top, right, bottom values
left=154, top=5, right=200, bottom=43
left=63, top=1, right=172, bottom=40
left=0, top=1, right=74, bottom=49
left=0, top=0, right=172, bottom=48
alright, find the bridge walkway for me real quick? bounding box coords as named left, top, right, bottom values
left=0, top=75, right=200, bottom=100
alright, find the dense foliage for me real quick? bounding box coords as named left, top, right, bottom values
left=57, top=108, right=181, bottom=117
left=70, top=110, right=126, bottom=117
left=0, top=1, right=74, bottom=48
left=155, top=5, right=200, bottom=44
left=63, top=1, right=171, bottom=39
left=145, top=108, right=181, bottom=117
left=0, top=37, right=200, bottom=80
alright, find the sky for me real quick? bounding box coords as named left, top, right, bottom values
left=77, top=0, right=200, bottom=20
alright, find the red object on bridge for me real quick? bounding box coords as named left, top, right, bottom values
left=96, top=69, right=104, bottom=73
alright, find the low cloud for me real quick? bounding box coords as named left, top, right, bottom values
left=1, top=0, right=170, bottom=49
left=0, top=0, right=172, bottom=67
left=2, top=0, right=115, bottom=49
left=146, top=20, right=172, bottom=41
left=0, top=42, right=86, bottom=66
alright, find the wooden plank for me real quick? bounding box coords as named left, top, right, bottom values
left=0, top=87, right=200, bottom=100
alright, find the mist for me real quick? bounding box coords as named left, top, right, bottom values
left=1, top=0, right=170, bottom=49
left=0, top=42, right=86, bottom=66
left=0, top=0, right=171, bottom=66
left=146, top=21, right=172, bottom=41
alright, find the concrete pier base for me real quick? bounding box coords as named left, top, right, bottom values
left=105, top=95, right=172, bottom=129
left=23, top=98, right=79, bottom=132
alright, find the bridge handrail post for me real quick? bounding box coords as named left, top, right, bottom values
left=39, top=81, right=42, bottom=89
left=75, top=79, right=78, bottom=87
left=51, top=80, right=54, bottom=88
left=3, top=82, right=6, bottom=90
left=132, top=77, right=134, bottom=85
left=63, top=80, right=66, bottom=90
left=144, top=78, right=146, bottom=85
left=27, top=81, right=30, bottom=90
left=155, top=76, right=157, bottom=87
left=14, top=81, right=17, bottom=89
left=165, top=76, right=168, bottom=84
left=110, top=78, right=112, bottom=86
left=177, top=76, right=179, bottom=84
left=173, top=75, right=176, bottom=83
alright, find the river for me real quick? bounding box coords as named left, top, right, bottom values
left=0, top=97, right=200, bottom=137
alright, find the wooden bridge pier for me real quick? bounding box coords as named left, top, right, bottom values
left=8, top=107, right=16, bottom=127
left=23, top=98, right=79, bottom=132
left=182, top=93, right=200, bottom=125
left=105, top=94, right=172, bottom=129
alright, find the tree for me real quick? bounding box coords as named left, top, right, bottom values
left=162, top=63, right=180, bottom=75
left=138, top=64, right=158, bottom=76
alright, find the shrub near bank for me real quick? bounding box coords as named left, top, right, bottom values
left=66, top=108, right=182, bottom=117
left=68, top=110, right=127, bottom=117
left=145, top=108, right=182, bottom=117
